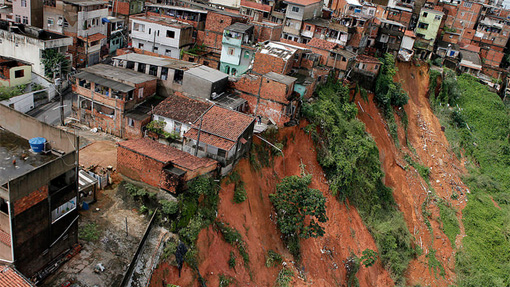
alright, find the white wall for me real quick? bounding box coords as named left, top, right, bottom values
left=131, top=19, right=184, bottom=50
left=154, top=114, right=191, bottom=138
left=401, top=35, right=415, bottom=50
left=77, top=8, right=109, bottom=38
left=1, top=92, right=35, bottom=113
left=0, top=30, right=72, bottom=75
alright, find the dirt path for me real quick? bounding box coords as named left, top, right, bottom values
left=356, top=62, right=468, bottom=286
left=151, top=123, right=393, bottom=286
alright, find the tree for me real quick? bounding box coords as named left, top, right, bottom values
left=360, top=249, right=378, bottom=267
left=41, top=48, right=70, bottom=79
left=270, top=175, right=328, bottom=239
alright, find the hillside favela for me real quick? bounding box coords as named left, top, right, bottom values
left=1, top=0, right=510, bottom=286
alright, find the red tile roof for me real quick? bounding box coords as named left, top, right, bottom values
left=184, top=105, right=254, bottom=151
left=460, top=43, right=480, bottom=53
left=284, top=0, right=322, bottom=6
left=118, top=138, right=217, bottom=170
left=0, top=265, right=34, bottom=287
left=307, top=38, right=338, bottom=51
left=185, top=128, right=236, bottom=150
left=404, top=30, right=416, bottom=38
left=356, top=54, right=381, bottom=64
left=241, top=0, right=271, bottom=12
left=153, top=92, right=213, bottom=124
left=78, top=33, right=107, bottom=43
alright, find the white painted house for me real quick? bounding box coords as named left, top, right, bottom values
left=130, top=15, right=194, bottom=59
left=0, top=22, right=73, bottom=76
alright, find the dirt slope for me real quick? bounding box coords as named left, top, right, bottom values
left=356, top=62, right=468, bottom=286
left=151, top=124, right=393, bottom=286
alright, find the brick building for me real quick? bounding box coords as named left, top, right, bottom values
left=252, top=41, right=310, bottom=75
left=117, top=138, right=218, bottom=193
left=0, top=105, right=79, bottom=279
left=233, top=72, right=300, bottom=126
left=307, top=38, right=356, bottom=74
left=72, top=64, right=157, bottom=138
left=443, top=1, right=482, bottom=44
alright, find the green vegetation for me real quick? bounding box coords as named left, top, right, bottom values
left=303, top=78, right=415, bottom=283
left=162, top=238, right=178, bottom=261
left=219, top=274, right=234, bottom=287
left=427, top=248, right=446, bottom=278
left=0, top=85, right=27, bottom=101
left=360, top=249, right=378, bottom=267
left=146, top=120, right=180, bottom=140
left=265, top=250, right=283, bottom=267
left=374, top=53, right=410, bottom=146
left=275, top=267, right=294, bottom=287
left=228, top=251, right=236, bottom=269
left=344, top=255, right=360, bottom=287
left=437, top=200, right=460, bottom=248
left=233, top=181, right=247, bottom=203
left=41, top=48, right=70, bottom=79
left=404, top=154, right=431, bottom=186
left=215, top=221, right=250, bottom=265
left=429, top=72, right=510, bottom=286
left=270, top=175, right=328, bottom=259
left=160, top=200, right=179, bottom=217
left=79, top=223, right=100, bottom=241
left=124, top=182, right=156, bottom=201
left=249, top=127, right=285, bottom=171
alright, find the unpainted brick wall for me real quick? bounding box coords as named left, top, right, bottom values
left=14, top=185, right=48, bottom=216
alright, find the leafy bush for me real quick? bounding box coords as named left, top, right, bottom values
left=228, top=251, right=236, bottom=268
left=265, top=250, right=283, bottom=267
left=124, top=182, right=156, bottom=201
left=437, top=200, right=460, bottom=248
left=162, top=238, right=178, bottom=262
left=233, top=182, right=247, bottom=203
left=270, top=175, right=328, bottom=239
left=178, top=215, right=203, bottom=245
left=275, top=267, right=294, bottom=287
left=160, top=200, right=179, bottom=216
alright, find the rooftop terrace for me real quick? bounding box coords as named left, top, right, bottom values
left=0, top=128, right=57, bottom=186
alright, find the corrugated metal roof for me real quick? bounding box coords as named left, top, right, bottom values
left=75, top=71, right=135, bottom=93
left=79, top=169, right=97, bottom=191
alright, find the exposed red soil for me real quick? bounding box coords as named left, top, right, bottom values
left=356, top=62, right=468, bottom=286
left=151, top=123, right=393, bottom=286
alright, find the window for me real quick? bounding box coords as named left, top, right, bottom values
left=15, top=15, right=21, bottom=23
left=292, top=6, right=299, bottom=12
left=138, top=43, right=144, bottom=49
left=14, top=70, right=24, bottom=78
left=51, top=197, right=77, bottom=223
left=305, top=25, right=311, bottom=31
left=165, top=49, right=172, bottom=55
left=418, top=22, right=429, bottom=29
left=153, top=46, right=158, bottom=52
left=128, top=118, right=135, bottom=127
left=423, top=12, right=428, bottom=18
left=22, top=16, right=28, bottom=24
left=133, top=22, right=145, bottom=32
left=149, top=28, right=151, bottom=34
left=21, top=0, right=27, bottom=7
left=138, top=87, right=144, bottom=98
left=227, top=47, right=235, bottom=55
left=435, top=15, right=441, bottom=20
left=244, top=51, right=250, bottom=58
left=166, top=30, right=175, bottom=38
left=463, top=1, right=472, bottom=7
left=47, top=18, right=54, bottom=25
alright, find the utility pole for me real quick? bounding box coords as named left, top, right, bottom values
left=59, top=63, right=65, bottom=126
left=194, top=116, right=203, bottom=157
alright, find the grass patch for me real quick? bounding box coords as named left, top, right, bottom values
left=429, top=72, right=510, bottom=286
left=79, top=223, right=100, bottom=241
left=437, top=200, right=460, bottom=248
left=427, top=248, right=445, bottom=278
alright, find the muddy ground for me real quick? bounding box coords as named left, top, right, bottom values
left=356, top=62, right=468, bottom=286
left=151, top=123, right=393, bottom=287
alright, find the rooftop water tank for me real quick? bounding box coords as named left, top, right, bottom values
left=29, top=137, right=47, bottom=153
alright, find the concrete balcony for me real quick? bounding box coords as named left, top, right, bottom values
left=301, top=30, right=313, bottom=38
